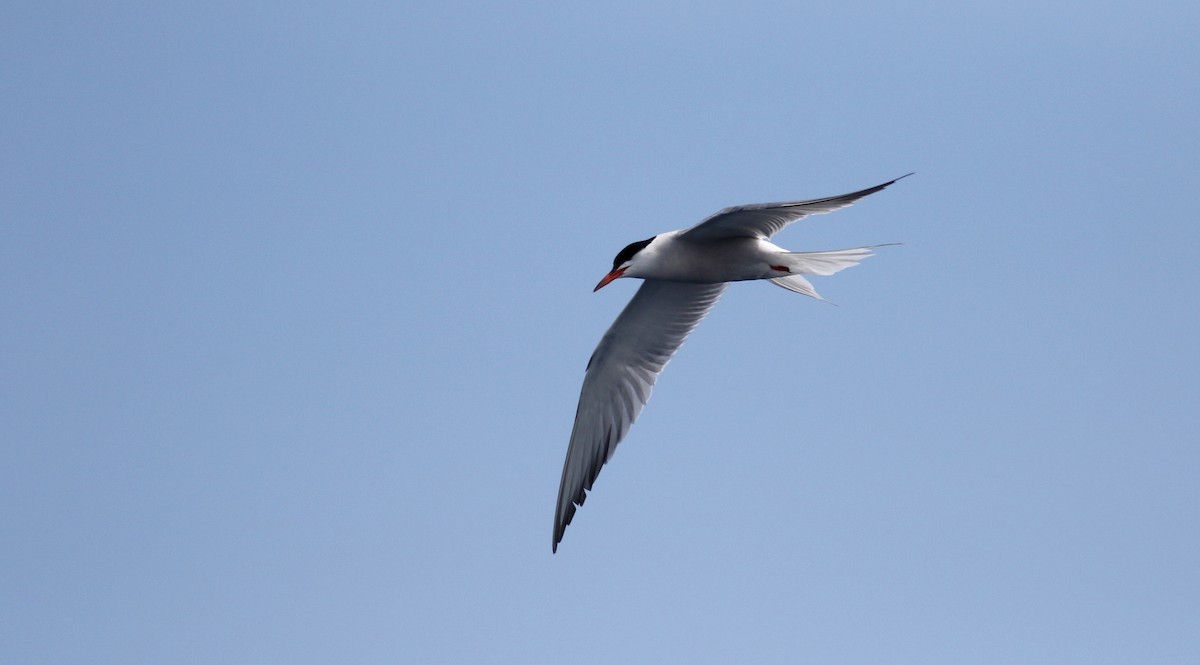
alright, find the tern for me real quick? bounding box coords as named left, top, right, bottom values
left=553, top=174, right=910, bottom=552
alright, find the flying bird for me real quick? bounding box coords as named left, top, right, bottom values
left=553, top=174, right=910, bottom=552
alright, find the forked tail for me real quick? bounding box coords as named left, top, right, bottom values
left=769, top=244, right=896, bottom=300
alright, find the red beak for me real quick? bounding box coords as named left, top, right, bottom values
left=594, top=267, right=626, bottom=291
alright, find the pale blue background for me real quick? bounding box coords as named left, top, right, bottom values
left=4, top=2, right=1198, bottom=663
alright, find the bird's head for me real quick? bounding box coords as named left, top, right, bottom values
left=594, top=236, right=656, bottom=291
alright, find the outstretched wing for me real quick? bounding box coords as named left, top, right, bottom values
left=681, top=174, right=911, bottom=241
left=554, top=280, right=726, bottom=552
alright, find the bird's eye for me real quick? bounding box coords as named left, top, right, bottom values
left=612, top=237, right=655, bottom=270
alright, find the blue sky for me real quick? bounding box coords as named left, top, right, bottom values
left=3, top=2, right=1198, bottom=663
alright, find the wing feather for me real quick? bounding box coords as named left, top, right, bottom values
left=553, top=280, right=726, bottom=551
left=681, top=174, right=911, bottom=241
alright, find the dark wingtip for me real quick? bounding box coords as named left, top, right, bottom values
left=863, top=173, right=913, bottom=197
left=552, top=509, right=570, bottom=554
left=552, top=524, right=566, bottom=553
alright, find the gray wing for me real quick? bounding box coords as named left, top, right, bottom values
left=681, top=174, right=911, bottom=241
left=553, top=279, right=727, bottom=552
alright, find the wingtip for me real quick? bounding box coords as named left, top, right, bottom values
left=552, top=500, right=571, bottom=554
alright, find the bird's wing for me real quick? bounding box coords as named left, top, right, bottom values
left=554, top=279, right=726, bottom=552
left=680, top=174, right=911, bottom=241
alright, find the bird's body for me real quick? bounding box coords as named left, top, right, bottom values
left=553, top=175, right=909, bottom=552
left=620, top=232, right=790, bottom=283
